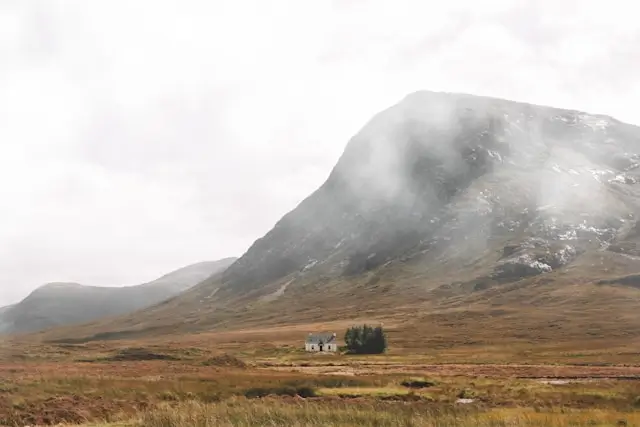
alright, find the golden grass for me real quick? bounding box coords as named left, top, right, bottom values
left=3, top=359, right=640, bottom=426
left=78, top=400, right=640, bottom=427
left=3, top=332, right=640, bottom=426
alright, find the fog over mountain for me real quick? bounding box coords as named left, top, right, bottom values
left=2, top=0, right=639, bottom=307
left=45, top=91, right=640, bottom=343
left=219, top=91, right=640, bottom=294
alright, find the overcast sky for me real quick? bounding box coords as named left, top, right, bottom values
left=1, top=0, right=638, bottom=305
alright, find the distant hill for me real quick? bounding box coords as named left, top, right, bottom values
left=0, top=258, right=236, bottom=334
left=39, top=91, right=640, bottom=346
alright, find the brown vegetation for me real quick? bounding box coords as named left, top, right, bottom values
left=1, top=331, right=640, bottom=426
left=202, top=353, right=247, bottom=369
left=132, top=400, right=640, bottom=427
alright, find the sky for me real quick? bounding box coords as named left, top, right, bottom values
left=0, top=0, right=639, bottom=305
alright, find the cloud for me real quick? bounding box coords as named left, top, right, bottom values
left=0, top=0, right=639, bottom=305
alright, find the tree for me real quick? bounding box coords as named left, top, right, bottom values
left=344, top=324, right=387, bottom=354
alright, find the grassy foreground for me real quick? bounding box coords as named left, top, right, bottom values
left=83, top=400, right=639, bottom=427
left=3, top=331, right=640, bottom=426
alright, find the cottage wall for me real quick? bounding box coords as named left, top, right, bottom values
left=305, top=342, right=337, bottom=352
left=305, top=332, right=338, bottom=352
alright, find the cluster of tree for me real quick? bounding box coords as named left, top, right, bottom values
left=344, top=324, right=387, bottom=354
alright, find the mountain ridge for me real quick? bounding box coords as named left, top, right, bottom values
left=35, top=90, right=640, bottom=343
left=0, top=258, right=237, bottom=334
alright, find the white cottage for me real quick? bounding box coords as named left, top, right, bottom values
left=305, top=332, right=338, bottom=352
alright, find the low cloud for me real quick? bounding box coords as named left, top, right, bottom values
left=0, top=0, right=638, bottom=304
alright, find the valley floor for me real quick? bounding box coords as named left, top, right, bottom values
left=2, top=324, right=640, bottom=426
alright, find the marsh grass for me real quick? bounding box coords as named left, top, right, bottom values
left=4, top=344, right=640, bottom=427
left=133, top=400, right=640, bottom=427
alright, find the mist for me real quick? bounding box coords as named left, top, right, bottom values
left=2, top=0, right=640, bottom=306
left=274, top=90, right=640, bottom=285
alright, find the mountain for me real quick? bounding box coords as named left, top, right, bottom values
left=41, top=91, right=640, bottom=344
left=0, top=258, right=236, bottom=334
left=0, top=304, right=14, bottom=333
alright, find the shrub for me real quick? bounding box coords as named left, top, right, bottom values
left=296, top=386, right=317, bottom=398
left=344, top=324, right=387, bottom=354
left=401, top=378, right=438, bottom=389
left=243, top=386, right=317, bottom=399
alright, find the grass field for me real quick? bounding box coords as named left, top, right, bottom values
left=91, top=401, right=640, bottom=427
left=2, top=324, right=640, bottom=426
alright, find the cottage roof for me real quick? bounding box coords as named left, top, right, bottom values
left=305, top=333, right=336, bottom=344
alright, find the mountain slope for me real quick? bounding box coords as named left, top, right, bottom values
left=41, top=91, right=640, bottom=343
left=0, top=258, right=236, bottom=334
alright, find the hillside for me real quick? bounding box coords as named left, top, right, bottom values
left=0, top=258, right=236, bottom=334
left=40, top=91, right=640, bottom=344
